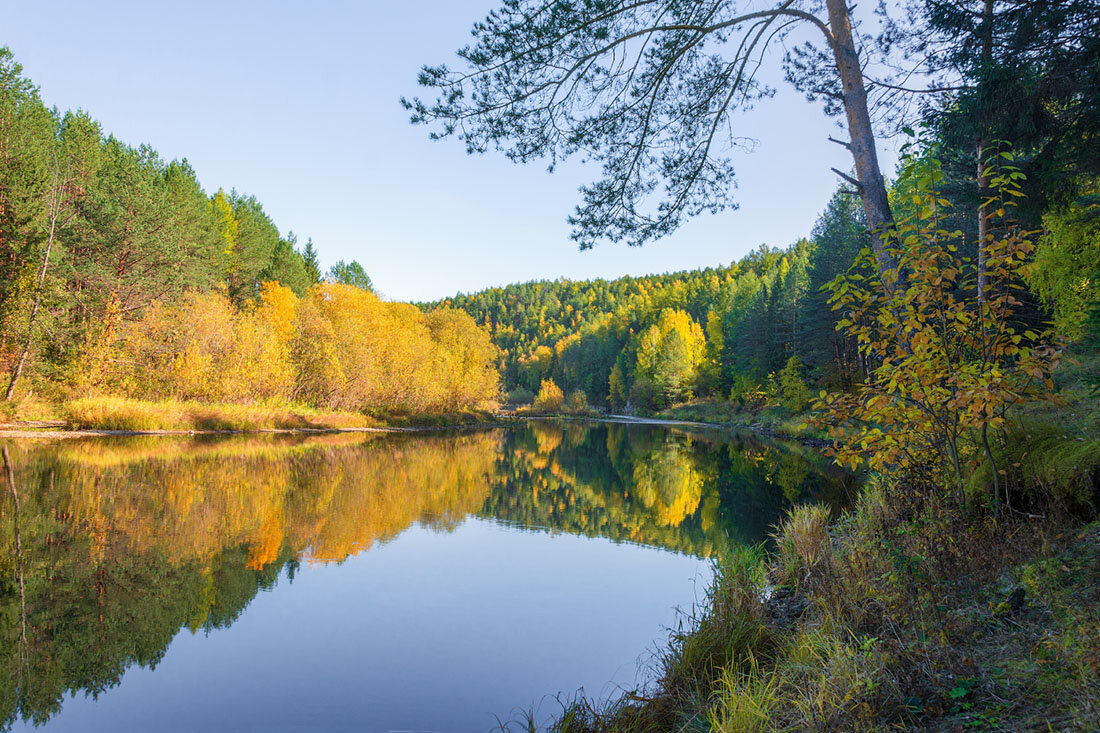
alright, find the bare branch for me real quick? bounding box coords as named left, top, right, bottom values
left=831, top=167, right=863, bottom=189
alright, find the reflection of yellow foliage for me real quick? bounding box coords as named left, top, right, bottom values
left=246, top=504, right=285, bottom=570
left=55, top=432, right=375, bottom=469
left=38, top=432, right=501, bottom=568
left=532, top=422, right=563, bottom=455
left=632, top=445, right=703, bottom=527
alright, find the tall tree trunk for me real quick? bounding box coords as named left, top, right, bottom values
left=824, top=0, right=900, bottom=288
left=976, top=0, right=995, bottom=305
left=5, top=170, right=61, bottom=402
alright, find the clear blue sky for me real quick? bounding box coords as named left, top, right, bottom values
left=3, top=1, right=900, bottom=302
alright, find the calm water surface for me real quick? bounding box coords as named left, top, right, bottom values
left=0, top=421, right=854, bottom=732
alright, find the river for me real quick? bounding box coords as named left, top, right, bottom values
left=0, top=420, right=854, bottom=731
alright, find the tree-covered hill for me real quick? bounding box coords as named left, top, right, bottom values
left=431, top=189, right=868, bottom=412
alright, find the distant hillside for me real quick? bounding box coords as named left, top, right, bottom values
left=429, top=188, right=867, bottom=409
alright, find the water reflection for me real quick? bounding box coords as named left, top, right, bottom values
left=0, top=421, right=854, bottom=730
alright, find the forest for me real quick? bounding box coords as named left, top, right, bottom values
left=0, top=48, right=499, bottom=425
left=434, top=192, right=866, bottom=414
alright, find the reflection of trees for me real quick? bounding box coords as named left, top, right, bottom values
left=484, top=421, right=855, bottom=556
left=51, top=433, right=498, bottom=566
left=0, top=423, right=856, bottom=730
left=0, top=432, right=498, bottom=729
left=632, top=444, right=704, bottom=527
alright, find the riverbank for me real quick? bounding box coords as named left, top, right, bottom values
left=1, top=397, right=805, bottom=442
left=504, top=397, right=827, bottom=446
left=538, top=473, right=1100, bottom=732
left=654, top=399, right=826, bottom=444
left=0, top=396, right=505, bottom=439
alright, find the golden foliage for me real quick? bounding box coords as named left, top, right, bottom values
left=816, top=154, right=1062, bottom=492
left=533, top=378, right=565, bottom=412
left=92, top=282, right=499, bottom=415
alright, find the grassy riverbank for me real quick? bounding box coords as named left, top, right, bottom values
left=653, top=399, right=823, bottom=442
left=64, top=396, right=375, bottom=431
left=1, top=395, right=500, bottom=433
left=536, top=435, right=1100, bottom=731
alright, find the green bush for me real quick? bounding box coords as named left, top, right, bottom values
left=506, top=386, right=535, bottom=405
left=565, top=389, right=588, bottom=414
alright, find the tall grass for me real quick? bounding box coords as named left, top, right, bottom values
left=771, top=503, right=831, bottom=589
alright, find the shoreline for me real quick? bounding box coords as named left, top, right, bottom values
left=0, top=420, right=516, bottom=441
left=0, top=412, right=829, bottom=445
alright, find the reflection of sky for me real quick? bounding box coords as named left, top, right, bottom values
left=25, top=519, right=710, bottom=732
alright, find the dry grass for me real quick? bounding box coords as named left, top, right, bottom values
left=64, top=396, right=374, bottom=432
left=771, top=503, right=832, bottom=588
left=0, top=393, right=62, bottom=423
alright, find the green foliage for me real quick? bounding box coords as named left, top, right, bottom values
left=326, top=259, right=373, bottom=292
left=1029, top=188, right=1100, bottom=340
left=301, top=238, right=321, bottom=284
left=909, top=0, right=1100, bottom=223
left=436, top=239, right=835, bottom=415
left=777, top=357, right=811, bottom=413
left=506, top=385, right=535, bottom=405
left=966, top=416, right=1100, bottom=510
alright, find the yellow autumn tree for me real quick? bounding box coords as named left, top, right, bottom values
left=88, top=275, right=499, bottom=415
left=533, top=378, right=564, bottom=412
left=817, top=152, right=1061, bottom=505
left=634, top=308, right=706, bottom=408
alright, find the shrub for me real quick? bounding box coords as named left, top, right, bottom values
left=817, top=151, right=1062, bottom=504
left=533, top=378, right=564, bottom=412
left=506, top=386, right=535, bottom=405
left=565, top=389, right=588, bottom=414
